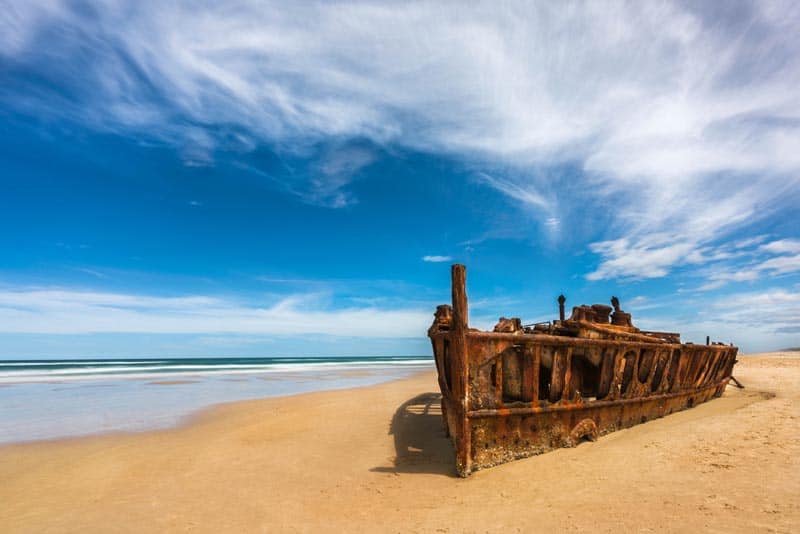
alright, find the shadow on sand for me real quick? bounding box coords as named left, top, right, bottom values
left=371, top=392, right=457, bottom=477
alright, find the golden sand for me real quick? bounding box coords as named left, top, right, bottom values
left=1, top=353, right=798, bottom=532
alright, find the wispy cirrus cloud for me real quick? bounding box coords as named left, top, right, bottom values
left=2, top=1, right=799, bottom=270
left=474, top=173, right=551, bottom=212
left=687, top=238, right=800, bottom=291
left=627, top=286, right=800, bottom=351
left=760, top=239, right=800, bottom=255
left=0, top=287, right=429, bottom=337
left=710, top=288, right=800, bottom=337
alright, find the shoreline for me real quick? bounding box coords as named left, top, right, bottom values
left=0, top=361, right=433, bottom=445
left=0, top=367, right=434, bottom=449
left=1, top=353, right=797, bottom=532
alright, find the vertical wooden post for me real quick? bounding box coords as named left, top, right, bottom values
left=450, top=264, right=471, bottom=476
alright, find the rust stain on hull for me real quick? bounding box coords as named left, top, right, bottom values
left=429, top=264, right=738, bottom=477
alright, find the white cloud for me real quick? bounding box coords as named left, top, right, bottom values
left=709, top=289, right=800, bottom=338
left=2, top=1, right=799, bottom=267
left=757, top=254, right=800, bottom=275
left=587, top=238, right=697, bottom=280
left=422, top=255, right=452, bottom=263
left=628, top=287, right=800, bottom=351
left=474, top=173, right=551, bottom=212
left=760, top=239, right=800, bottom=255
left=0, top=287, right=430, bottom=337
left=306, top=145, right=377, bottom=207
left=690, top=239, right=800, bottom=290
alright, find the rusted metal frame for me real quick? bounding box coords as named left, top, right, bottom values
left=649, top=350, right=668, bottom=394
left=630, top=349, right=646, bottom=398
left=714, top=350, right=732, bottom=382
left=561, top=347, right=574, bottom=401
left=466, top=338, right=516, bottom=410
left=456, top=332, right=736, bottom=402
left=639, top=330, right=681, bottom=338
left=625, top=349, right=642, bottom=399
left=686, top=348, right=703, bottom=387
left=678, top=349, right=695, bottom=390
left=640, top=349, right=661, bottom=396
left=656, top=350, right=672, bottom=394
left=466, top=381, right=725, bottom=418
left=467, top=330, right=680, bottom=350
left=468, top=332, right=734, bottom=366
left=693, top=349, right=712, bottom=387
left=710, top=350, right=728, bottom=382
left=675, top=349, right=692, bottom=391
left=465, top=337, right=517, bottom=368
left=549, top=346, right=568, bottom=402
left=665, top=349, right=681, bottom=392
left=521, top=344, right=540, bottom=402
left=466, top=330, right=735, bottom=357
left=680, top=348, right=696, bottom=390
left=662, top=349, right=676, bottom=392
left=596, top=348, right=613, bottom=400
left=432, top=338, right=451, bottom=398
left=696, top=350, right=720, bottom=388
left=720, top=351, right=736, bottom=381
left=606, top=347, right=627, bottom=400
left=716, top=350, right=731, bottom=381
left=725, top=353, right=737, bottom=382
left=450, top=264, right=471, bottom=476
left=692, top=349, right=710, bottom=386
left=724, top=351, right=738, bottom=378
left=614, top=349, right=633, bottom=399
left=568, top=320, right=677, bottom=343
left=494, top=352, right=503, bottom=407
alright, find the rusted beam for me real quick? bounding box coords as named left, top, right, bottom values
left=550, top=347, right=567, bottom=402
left=467, top=382, right=723, bottom=418
left=521, top=345, right=540, bottom=402
left=560, top=347, right=574, bottom=402
left=449, top=330, right=737, bottom=352
left=494, top=357, right=503, bottom=407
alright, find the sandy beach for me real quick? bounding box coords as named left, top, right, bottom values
left=1, top=352, right=798, bottom=533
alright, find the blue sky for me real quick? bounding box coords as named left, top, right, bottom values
left=0, top=1, right=798, bottom=358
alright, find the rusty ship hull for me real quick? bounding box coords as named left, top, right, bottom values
left=428, top=265, right=738, bottom=477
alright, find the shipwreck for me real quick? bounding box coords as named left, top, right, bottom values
left=428, top=265, right=739, bottom=476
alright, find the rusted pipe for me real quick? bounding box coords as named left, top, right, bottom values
left=729, top=376, right=745, bottom=389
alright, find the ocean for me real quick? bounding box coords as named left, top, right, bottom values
left=0, top=356, right=433, bottom=444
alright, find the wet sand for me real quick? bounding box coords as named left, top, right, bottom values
left=1, top=352, right=797, bottom=533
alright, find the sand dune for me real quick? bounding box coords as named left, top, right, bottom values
left=1, top=353, right=798, bottom=533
